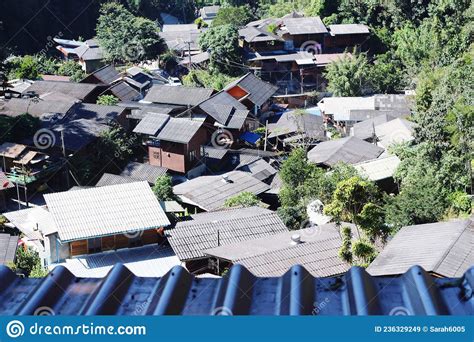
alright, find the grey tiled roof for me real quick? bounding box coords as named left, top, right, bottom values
left=328, top=24, right=370, bottom=35
left=133, top=113, right=170, bottom=135
left=167, top=207, right=288, bottom=261
left=354, top=155, right=401, bottom=181
left=205, top=223, right=358, bottom=277
left=144, top=85, right=214, bottom=106
left=50, top=119, right=110, bottom=151
left=308, top=136, right=384, bottom=167
left=159, top=29, right=202, bottom=51
left=173, top=171, right=270, bottom=211
left=368, top=219, right=473, bottom=278
left=239, top=26, right=283, bottom=43
left=74, top=39, right=104, bottom=61
left=350, top=114, right=397, bottom=140
left=190, top=206, right=271, bottom=222
left=198, top=91, right=250, bottom=129
left=0, top=263, right=472, bottom=315
left=281, top=17, right=328, bottom=35
left=44, top=181, right=170, bottom=242
left=95, top=173, right=139, bottom=187
left=156, top=117, right=204, bottom=144
left=23, top=81, right=99, bottom=100
left=268, top=110, right=325, bottom=139
left=224, top=73, right=278, bottom=107
left=238, top=158, right=277, bottom=181
left=0, top=98, right=75, bottom=118
left=83, top=64, right=120, bottom=84
left=0, top=234, right=18, bottom=265
left=104, top=81, right=140, bottom=101
left=52, top=245, right=180, bottom=278
left=120, top=162, right=168, bottom=184
left=201, top=145, right=228, bottom=160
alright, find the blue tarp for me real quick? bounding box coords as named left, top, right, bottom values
left=240, top=131, right=261, bottom=145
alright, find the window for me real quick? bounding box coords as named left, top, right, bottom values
left=189, top=150, right=197, bottom=162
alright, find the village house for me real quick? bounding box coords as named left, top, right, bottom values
left=173, top=170, right=270, bottom=212
left=166, top=206, right=288, bottom=273
left=318, top=94, right=412, bottom=134
left=0, top=233, right=18, bottom=266
left=54, top=38, right=105, bottom=73
left=19, top=182, right=170, bottom=264
left=204, top=222, right=358, bottom=277
left=307, top=136, right=385, bottom=168
left=142, top=85, right=215, bottom=109
left=133, top=113, right=210, bottom=175
left=199, top=5, right=220, bottom=25
left=324, top=24, right=370, bottom=52
left=21, top=80, right=106, bottom=103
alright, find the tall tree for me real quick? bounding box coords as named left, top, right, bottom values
left=324, top=52, right=369, bottom=96
left=96, top=2, right=162, bottom=62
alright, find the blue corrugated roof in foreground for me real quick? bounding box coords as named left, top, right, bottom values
left=0, top=264, right=472, bottom=315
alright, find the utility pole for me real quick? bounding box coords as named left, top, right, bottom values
left=61, top=130, right=70, bottom=189
left=300, top=69, right=304, bottom=94
left=186, top=41, right=192, bottom=69
left=264, top=120, right=268, bottom=152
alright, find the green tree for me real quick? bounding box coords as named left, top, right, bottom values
left=14, top=247, right=42, bottom=277
left=212, top=5, right=254, bottom=27
left=182, top=70, right=235, bottom=90
left=57, top=60, right=85, bottom=82
left=198, top=24, right=242, bottom=74
left=97, top=95, right=119, bottom=106
left=338, top=226, right=353, bottom=263
left=96, top=3, right=162, bottom=62
left=277, top=204, right=308, bottom=231
left=152, top=175, right=176, bottom=201
left=224, top=191, right=260, bottom=207
left=12, top=55, right=39, bottom=80
left=324, top=52, right=369, bottom=96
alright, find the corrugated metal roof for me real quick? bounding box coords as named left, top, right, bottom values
left=329, top=24, right=370, bottom=35
left=354, top=155, right=401, bottom=181
left=156, top=117, right=204, bottom=144
left=133, top=113, right=170, bottom=135
left=198, top=91, right=250, bottom=129
left=0, top=264, right=471, bottom=315
left=144, top=85, right=213, bottom=106
left=368, top=219, right=473, bottom=278
left=167, top=209, right=288, bottom=261
left=374, top=118, right=415, bottom=148
left=281, top=17, right=328, bottom=35
left=82, top=65, right=120, bottom=84
left=308, top=137, right=384, bottom=167
left=23, top=81, right=99, bottom=100
left=95, top=173, right=140, bottom=187
left=50, top=245, right=180, bottom=278
left=3, top=207, right=57, bottom=239
left=238, top=159, right=277, bottom=182
left=44, top=181, right=170, bottom=242
left=105, top=81, right=140, bottom=101
left=173, top=171, right=270, bottom=211
left=0, top=234, right=18, bottom=265
left=224, top=73, right=278, bottom=107
left=120, top=162, right=168, bottom=184
left=267, top=110, right=325, bottom=139
left=350, top=114, right=397, bottom=140
left=0, top=98, right=75, bottom=118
